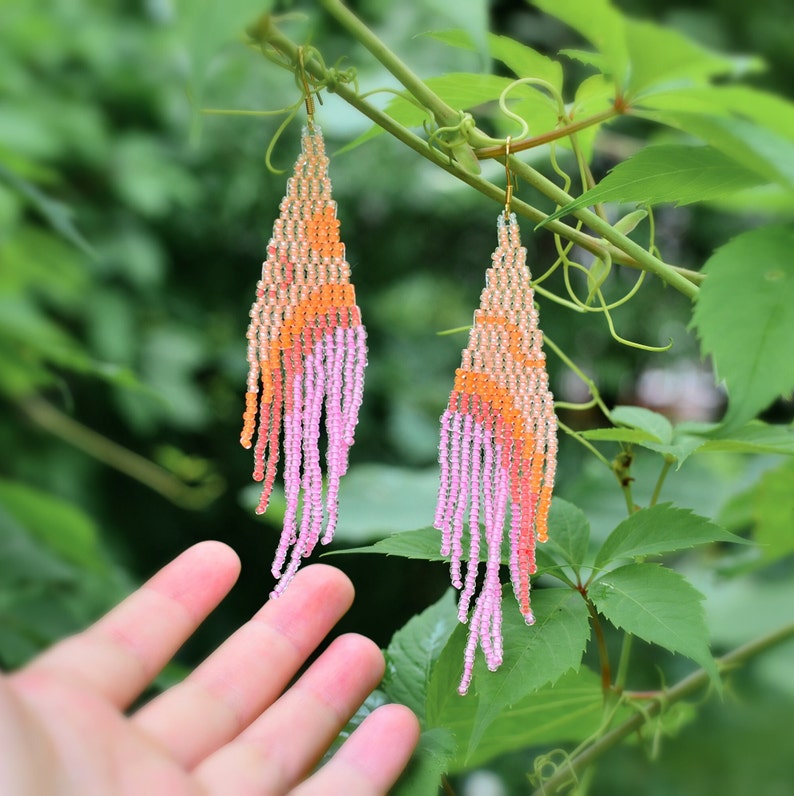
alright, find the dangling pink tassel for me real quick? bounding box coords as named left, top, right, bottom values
left=435, top=212, right=557, bottom=694
left=241, top=125, right=367, bottom=597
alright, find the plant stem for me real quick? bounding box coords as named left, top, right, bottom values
left=318, top=0, right=459, bottom=128
left=614, top=633, right=634, bottom=693
left=261, top=14, right=701, bottom=297
left=584, top=596, right=612, bottom=694
left=20, top=396, right=224, bottom=510
left=475, top=107, right=621, bottom=159
left=506, top=157, right=699, bottom=299
left=543, top=333, right=611, bottom=417
left=612, top=450, right=635, bottom=514
left=650, top=456, right=674, bottom=506
left=530, top=619, right=794, bottom=796
left=262, top=26, right=603, bottom=253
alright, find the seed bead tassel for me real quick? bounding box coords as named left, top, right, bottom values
left=241, top=126, right=368, bottom=597
left=435, top=212, right=557, bottom=695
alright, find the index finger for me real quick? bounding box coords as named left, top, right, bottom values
left=14, top=541, right=241, bottom=709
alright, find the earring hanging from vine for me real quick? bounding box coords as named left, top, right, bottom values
left=434, top=139, right=558, bottom=694
left=241, top=49, right=367, bottom=597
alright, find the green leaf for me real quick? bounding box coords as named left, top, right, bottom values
left=425, top=31, right=563, bottom=90
left=531, top=0, right=628, bottom=86
left=0, top=479, right=108, bottom=572
left=623, top=19, right=739, bottom=96
left=697, top=421, right=794, bottom=456
left=692, top=226, right=794, bottom=429
left=392, top=728, right=458, bottom=796
left=0, top=162, right=95, bottom=256
left=337, top=497, right=588, bottom=573
left=334, top=466, right=441, bottom=543
left=382, top=590, right=459, bottom=722
left=425, top=589, right=589, bottom=755
left=641, top=112, right=794, bottom=189
left=581, top=428, right=660, bottom=444
left=594, top=504, right=746, bottom=570
left=751, top=460, right=794, bottom=562
left=542, top=499, right=591, bottom=570
left=0, top=504, right=76, bottom=586
left=440, top=667, right=629, bottom=771
left=332, top=527, right=446, bottom=561
left=544, top=146, right=765, bottom=223
left=638, top=85, right=794, bottom=144
left=610, top=406, right=674, bottom=444
left=589, top=563, right=718, bottom=682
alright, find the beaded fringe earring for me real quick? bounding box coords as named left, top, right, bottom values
left=241, top=93, right=367, bottom=597
left=434, top=151, right=557, bottom=694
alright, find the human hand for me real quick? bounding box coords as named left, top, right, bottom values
left=0, top=541, right=419, bottom=795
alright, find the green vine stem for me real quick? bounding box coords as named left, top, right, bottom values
left=314, top=0, right=699, bottom=299
left=650, top=455, right=675, bottom=506
left=474, top=107, right=621, bottom=159
left=20, top=396, right=224, bottom=510
left=257, top=16, right=702, bottom=296
left=531, top=619, right=794, bottom=796
left=583, top=594, right=613, bottom=694
left=317, top=0, right=481, bottom=174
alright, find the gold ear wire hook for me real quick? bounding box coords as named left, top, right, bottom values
left=297, top=47, right=316, bottom=127
left=504, top=136, right=514, bottom=217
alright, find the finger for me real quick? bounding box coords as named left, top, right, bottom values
left=194, top=633, right=385, bottom=794
left=292, top=704, right=420, bottom=796
left=14, top=541, right=240, bottom=708
left=133, top=563, right=354, bottom=768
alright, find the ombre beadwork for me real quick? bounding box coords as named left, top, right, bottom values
left=241, top=125, right=367, bottom=597
left=435, top=212, right=557, bottom=694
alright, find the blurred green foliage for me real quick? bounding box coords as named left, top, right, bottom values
left=1, top=0, right=793, bottom=794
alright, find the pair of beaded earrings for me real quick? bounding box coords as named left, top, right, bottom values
left=241, top=82, right=557, bottom=693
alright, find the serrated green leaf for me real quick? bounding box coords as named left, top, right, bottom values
left=435, top=666, right=621, bottom=771
left=594, top=504, right=745, bottom=569
left=641, top=435, right=706, bottom=467
left=468, top=589, right=589, bottom=754
left=692, top=226, right=794, bottom=430
left=589, top=563, right=718, bottom=682
left=611, top=406, right=674, bottom=444
left=544, top=146, right=765, bottom=223
left=392, top=728, right=457, bottom=796
left=332, top=527, right=446, bottom=561
left=336, top=498, right=582, bottom=575
left=424, top=589, right=589, bottom=755
left=382, top=590, right=459, bottom=721
left=641, top=112, right=794, bottom=189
